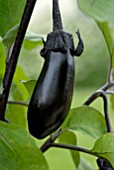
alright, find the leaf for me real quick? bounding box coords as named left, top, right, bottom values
left=3, top=24, right=19, bottom=49
left=0, top=121, right=49, bottom=170
left=110, top=95, right=114, bottom=112
left=23, top=40, right=42, bottom=50
left=97, top=22, right=114, bottom=68
left=23, top=32, right=44, bottom=50
left=91, top=132, right=114, bottom=168
left=0, top=37, right=6, bottom=76
left=77, top=0, right=114, bottom=26
left=63, top=106, right=107, bottom=139
left=6, top=104, right=27, bottom=129
left=8, top=82, right=27, bottom=129
left=3, top=27, right=44, bottom=50
left=22, top=80, right=37, bottom=97
left=6, top=66, right=29, bottom=128
left=58, top=130, right=80, bottom=168
left=77, top=1, right=114, bottom=68
left=78, top=157, right=94, bottom=170
left=13, top=66, right=28, bottom=101
left=0, top=0, right=26, bottom=37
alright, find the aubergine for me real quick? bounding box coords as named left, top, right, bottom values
left=27, top=0, right=84, bottom=139
left=97, top=157, right=113, bottom=170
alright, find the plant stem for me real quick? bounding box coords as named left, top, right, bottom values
left=84, top=90, right=112, bottom=132
left=8, top=101, right=28, bottom=107
left=105, top=90, right=114, bottom=95
left=0, top=0, right=37, bottom=121
left=40, top=128, right=62, bottom=152
left=50, top=143, right=96, bottom=156
left=100, top=81, right=114, bottom=91
left=40, top=129, right=97, bottom=158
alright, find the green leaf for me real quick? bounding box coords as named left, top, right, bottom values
left=58, top=130, right=80, bottom=168
left=10, top=82, right=25, bottom=101
left=77, top=0, right=114, bottom=69
left=3, top=24, right=19, bottom=49
left=23, top=32, right=44, bottom=50
left=6, top=66, right=29, bottom=128
left=3, top=27, right=44, bottom=50
left=11, top=66, right=28, bottom=101
left=23, top=40, right=42, bottom=50
left=0, top=37, right=6, bottom=77
left=97, top=22, right=114, bottom=68
left=91, top=132, right=114, bottom=168
left=0, top=121, right=49, bottom=170
left=110, top=95, right=114, bottom=112
left=77, top=0, right=114, bottom=26
left=6, top=81, right=27, bottom=128
left=78, top=157, right=94, bottom=170
left=22, top=80, right=37, bottom=97
left=63, top=106, right=107, bottom=139
left=6, top=104, right=27, bottom=129
left=0, top=0, right=26, bottom=37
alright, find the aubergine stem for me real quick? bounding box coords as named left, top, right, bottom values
left=53, top=0, right=63, bottom=31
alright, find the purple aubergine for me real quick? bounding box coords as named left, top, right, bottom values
left=27, top=0, right=84, bottom=139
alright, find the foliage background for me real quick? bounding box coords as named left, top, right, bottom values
left=0, top=0, right=114, bottom=169
left=18, top=0, right=111, bottom=169
left=24, top=0, right=109, bottom=87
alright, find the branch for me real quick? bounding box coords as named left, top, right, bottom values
left=0, top=0, right=37, bottom=120
left=100, top=81, right=114, bottom=91
left=40, top=128, right=97, bottom=157
left=51, top=143, right=113, bottom=168
left=40, top=128, right=62, bottom=152
left=8, top=101, right=28, bottom=107
left=105, top=90, right=114, bottom=95
left=84, top=90, right=112, bottom=132
left=50, top=143, right=96, bottom=156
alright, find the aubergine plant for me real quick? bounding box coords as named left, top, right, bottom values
left=0, top=0, right=114, bottom=169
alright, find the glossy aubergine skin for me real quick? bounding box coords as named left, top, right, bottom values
left=97, top=158, right=113, bottom=170
left=27, top=31, right=75, bottom=139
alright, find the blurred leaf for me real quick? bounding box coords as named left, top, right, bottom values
left=91, top=132, right=114, bottom=168
left=22, top=80, right=37, bottom=98
left=77, top=1, right=114, bottom=69
left=0, top=78, right=2, bottom=88
left=0, top=0, right=26, bottom=37
left=6, top=104, right=27, bottom=129
left=63, top=106, right=107, bottom=139
left=0, top=37, right=6, bottom=76
left=78, top=157, right=94, bottom=170
left=110, top=95, right=114, bottom=112
left=97, top=22, right=114, bottom=68
left=77, top=0, right=114, bottom=26
left=23, top=40, right=41, bottom=50
left=23, top=32, right=44, bottom=50
left=7, top=80, right=28, bottom=129
left=3, top=24, right=19, bottom=49
left=13, top=66, right=28, bottom=101
left=58, top=130, right=80, bottom=168
left=3, top=26, right=44, bottom=50
left=6, top=66, right=29, bottom=128
left=14, top=66, right=28, bottom=82
left=10, top=83, right=24, bottom=101
left=0, top=121, right=49, bottom=170
left=0, top=38, right=5, bottom=95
